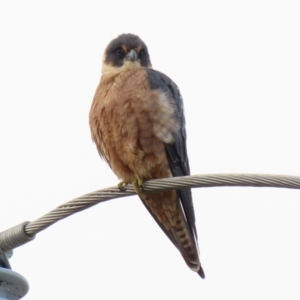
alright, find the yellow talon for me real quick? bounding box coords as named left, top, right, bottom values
left=133, top=178, right=147, bottom=200
left=118, top=180, right=130, bottom=191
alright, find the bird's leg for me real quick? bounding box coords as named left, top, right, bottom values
left=133, top=178, right=147, bottom=200
left=118, top=180, right=130, bottom=191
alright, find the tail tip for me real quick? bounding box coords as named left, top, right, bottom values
left=198, top=266, right=205, bottom=279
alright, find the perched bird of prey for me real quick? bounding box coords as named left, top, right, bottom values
left=89, top=33, right=205, bottom=278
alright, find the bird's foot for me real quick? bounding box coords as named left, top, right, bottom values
left=133, top=178, right=147, bottom=200
left=118, top=180, right=130, bottom=191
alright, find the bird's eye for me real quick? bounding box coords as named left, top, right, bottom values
left=140, top=49, right=145, bottom=56
left=115, top=48, right=124, bottom=55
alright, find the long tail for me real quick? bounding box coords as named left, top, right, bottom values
left=171, top=203, right=205, bottom=278
left=140, top=191, right=205, bottom=278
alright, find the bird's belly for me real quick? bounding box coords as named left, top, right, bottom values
left=100, top=100, right=170, bottom=183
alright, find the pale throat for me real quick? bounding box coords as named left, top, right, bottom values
left=101, top=60, right=143, bottom=75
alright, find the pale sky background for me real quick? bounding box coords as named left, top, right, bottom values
left=1, top=1, right=300, bottom=299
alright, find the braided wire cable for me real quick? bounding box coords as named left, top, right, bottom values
left=1, top=173, right=300, bottom=252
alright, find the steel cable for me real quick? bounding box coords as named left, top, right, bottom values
left=1, top=173, right=300, bottom=252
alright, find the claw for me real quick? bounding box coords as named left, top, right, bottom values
left=118, top=180, right=130, bottom=191
left=133, top=178, right=147, bottom=200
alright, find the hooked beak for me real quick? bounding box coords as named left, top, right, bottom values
left=125, top=49, right=138, bottom=62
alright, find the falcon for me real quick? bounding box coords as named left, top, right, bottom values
left=89, top=33, right=205, bottom=278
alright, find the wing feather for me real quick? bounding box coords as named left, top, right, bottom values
left=141, top=68, right=204, bottom=278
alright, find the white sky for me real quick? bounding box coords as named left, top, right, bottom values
left=1, top=1, right=300, bottom=299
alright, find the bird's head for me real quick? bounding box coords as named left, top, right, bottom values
left=101, top=33, right=152, bottom=74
